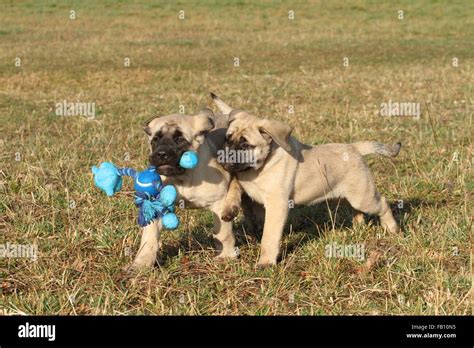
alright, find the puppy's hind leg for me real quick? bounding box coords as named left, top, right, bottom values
left=347, top=192, right=399, bottom=233
left=377, top=195, right=399, bottom=233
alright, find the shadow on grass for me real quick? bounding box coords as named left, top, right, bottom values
left=156, top=231, right=215, bottom=267
left=281, top=197, right=439, bottom=261
left=155, top=198, right=438, bottom=266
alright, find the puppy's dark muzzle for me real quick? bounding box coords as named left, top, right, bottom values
left=222, top=162, right=250, bottom=173
left=151, top=146, right=174, bottom=162
left=150, top=146, right=178, bottom=164
left=222, top=162, right=235, bottom=172
left=149, top=146, right=185, bottom=176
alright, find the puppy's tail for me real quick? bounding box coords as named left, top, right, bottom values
left=210, top=93, right=233, bottom=114
left=352, top=141, right=401, bottom=157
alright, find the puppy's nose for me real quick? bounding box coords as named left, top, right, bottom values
left=224, top=162, right=236, bottom=171
left=157, top=150, right=168, bottom=159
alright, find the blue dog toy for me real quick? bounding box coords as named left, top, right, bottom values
left=91, top=151, right=198, bottom=229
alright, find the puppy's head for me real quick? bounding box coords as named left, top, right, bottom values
left=143, top=109, right=215, bottom=176
left=222, top=110, right=293, bottom=172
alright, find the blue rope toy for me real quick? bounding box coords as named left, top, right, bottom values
left=91, top=151, right=199, bottom=229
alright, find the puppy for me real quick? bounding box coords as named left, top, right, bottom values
left=213, top=95, right=401, bottom=267
left=129, top=108, right=241, bottom=270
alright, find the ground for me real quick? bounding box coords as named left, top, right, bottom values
left=0, top=0, right=472, bottom=315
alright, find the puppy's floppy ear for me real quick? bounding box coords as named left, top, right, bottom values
left=193, top=108, right=215, bottom=135
left=258, top=119, right=293, bottom=152
left=143, top=117, right=156, bottom=136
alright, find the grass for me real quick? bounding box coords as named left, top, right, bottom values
left=0, top=0, right=472, bottom=315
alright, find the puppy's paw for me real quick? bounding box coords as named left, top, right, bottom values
left=388, top=224, right=400, bottom=234
left=381, top=221, right=400, bottom=234
left=256, top=258, right=277, bottom=269
left=214, top=254, right=236, bottom=263
left=123, top=263, right=144, bottom=274
left=215, top=247, right=239, bottom=260
left=256, top=262, right=275, bottom=269
left=125, top=258, right=155, bottom=273
left=221, top=204, right=240, bottom=222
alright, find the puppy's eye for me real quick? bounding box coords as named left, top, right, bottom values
left=240, top=142, right=254, bottom=150
left=154, top=132, right=163, bottom=139
left=239, top=137, right=252, bottom=149
left=174, top=133, right=185, bottom=142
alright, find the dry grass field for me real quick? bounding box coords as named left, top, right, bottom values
left=0, top=0, right=472, bottom=315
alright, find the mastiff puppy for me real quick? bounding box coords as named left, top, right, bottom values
left=129, top=108, right=241, bottom=270
left=213, top=95, right=401, bottom=267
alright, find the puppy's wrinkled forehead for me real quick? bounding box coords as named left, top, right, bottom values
left=227, top=111, right=263, bottom=143
left=146, top=114, right=193, bottom=140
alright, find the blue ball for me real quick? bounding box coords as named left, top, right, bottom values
left=134, top=167, right=161, bottom=196
left=179, top=151, right=199, bottom=169
left=162, top=213, right=179, bottom=229
left=160, top=185, right=177, bottom=206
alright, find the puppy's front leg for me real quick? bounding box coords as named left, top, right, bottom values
left=211, top=206, right=237, bottom=259
left=221, top=177, right=243, bottom=222
left=129, top=219, right=162, bottom=270
left=258, top=200, right=289, bottom=267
